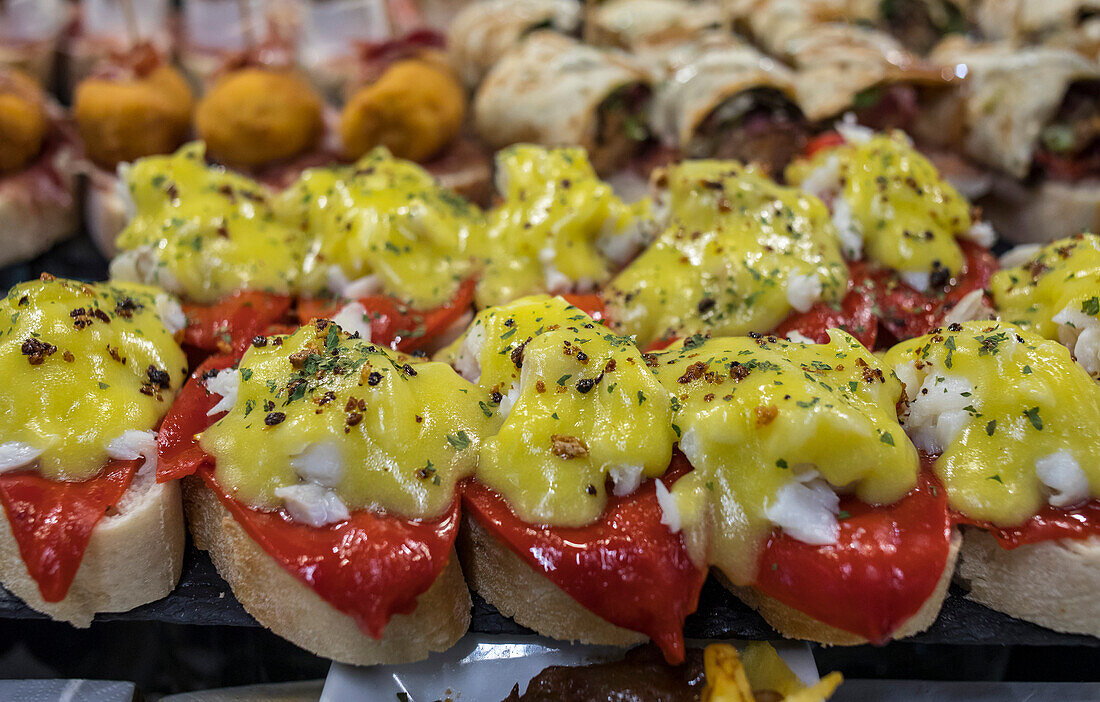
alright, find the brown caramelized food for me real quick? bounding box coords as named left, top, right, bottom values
left=74, top=57, right=194, bottom=168
left=0, top=69, right=47, bottom=173
left=196, top=68, right=324, bottom=167
left=340, top=58, right=466, bottom=162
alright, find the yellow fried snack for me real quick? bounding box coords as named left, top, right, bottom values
left=0, top=69, right=47, bottom=173
left=196, top=68, right=324, bottom=167
left=74, top=64, right=194, bottom=169
left=340, top=59, right=466, bottom=162
left=702, top=643, right=843, bottom=702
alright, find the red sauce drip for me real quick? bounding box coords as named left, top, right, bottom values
left=462, top=453, right=706, bottom=664
left=157, top=354, right=459, bottom=638
left=753, top=472, right=952, bottom=644
left=0, top=458, right=140, bottom=602
left=182, top=291, right=293, bottom=362
left=297, top=277, right=476, bottom=353
left=953, top=501, right=1100, bottom=549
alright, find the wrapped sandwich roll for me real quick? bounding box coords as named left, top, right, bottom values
left=474, top=32, right=652, bottom=175
left=885, top=322, right=1100, bottom=637
left=722, top=0, right=878, bottom=58
left=641, top=32, right=805, bottom=174
left=0, top=69, right=80, bottom=266
left=447, top=0, right=581, bottom=88
left=587, top=0, right=727, bottom=51
left=932, top=39, right=1100, bottom=241
left=876, top=0, right=973, bottom=54
left=974, top=0, right=1099, bottom=45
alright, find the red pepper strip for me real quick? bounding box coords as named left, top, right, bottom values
left=775, top=261, right=878, bottom=348
left=462, top=453, right=705, bottom=664
left=200, top=467, right=461, bottom=639
left=804, top=131, right=846, bottom=158
left=183, top=291, right=293, bottom=359
left=297, top=278, right=476, bottom=353
left=157, top=355, right=459, bottom=638
left=560, top=293, right=607, bottom=323
left=952, top=501, right=1100, bottom=550
left=753, top=471, right=952, bottom=645
left=0, top=458, right=140, bottom=602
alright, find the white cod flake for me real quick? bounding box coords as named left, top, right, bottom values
left=454, top=322, right=486, bottom=384
left=1053, top=305, right=1100, bottom=376
left=154, top=294, right=187, bottom=335
left=497, top=382, right=522, bottom=420
left=999, top=244, right=1042, bottom=269
left=0, top=442, right=44, bottom=473
left=109, top=245, right=183, bottom=295
left=942, top=289, right=992, bottom=326
left=785, top=330, right=816, bottom=344
left=831, top=196, right=863, bottom=261
left=204, top=368, right=240, bottom=416
left=289, top=441, right=345, bottom=488
left=835, top=113, right=874, bottom=144
left=539, top=245, right=573, bottom=293
left=655, top=479, right=681, bottom=533
left=1035, top=451, right=1091, bottom=508
left=763, top=473, right=840, bottom=546
left=901, top=373, right=975, bottom=454
left=327, top=265, right=381, bottom=298
left=962, top=220, right=996, bottom=248
left=609, top=463, right=645, bottom=497
left=596, top=219, right=652, bottom=268
left=900, top=270, right=931, bottom=292
left=274, top=484, right=350, bottom=527
left=332, top=302, right=373, bottom=341
left=786, top=273, right=822, bottom=313
left=106, top=430, right=158, bottom=475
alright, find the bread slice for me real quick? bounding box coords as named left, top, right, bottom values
left=182, top=475, right=471, bottom=665
left=0, top=460, right=186, bottom=627
left=459, top=514, right=648, bottom=648
left=956, top=529, right=1100, bottom=637
left=722, top=529, right=962, bottom=646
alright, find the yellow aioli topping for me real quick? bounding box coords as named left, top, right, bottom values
left=991, top=234, right=1100, bottom=357
left=452, top=295, right=675, bottom=527
left=0, top=277, right=186, bottom=481
left=199, top=320, right=488, bottom=519
left=885, top=321, right=1100, bottom=526
left=654, top=331, right=917, bottom=583
left=112, top=142, right=315, bottom=304
left=471, top=144, right=652, bottom=308
left=786, top=132, right=970, bottom=281
left=276, top=147, right=481, bottom=308
left=605, top=160, right=848, bottom=348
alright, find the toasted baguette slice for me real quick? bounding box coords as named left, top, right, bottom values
left=957, top=529, right=1100, bottom=637
left=182, top=475, right=471, bottom=665
left=459, top=514, right=648, bottom=648
left=0, top=460, right=185, bottom=627
left=722, top=529, right=962, bottom=646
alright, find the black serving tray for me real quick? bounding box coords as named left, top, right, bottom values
left=2, top=235, right=1097, bottom=648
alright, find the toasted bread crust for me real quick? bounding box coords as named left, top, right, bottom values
left=0, top=468, right=185, bottom=627
left=458, top=514, right=648, bottom=648
left=721, top=529, right=962, bottom=645
left=957, top=529, right=1100, bottom=637
left=183, top=476, right=471, bottom=665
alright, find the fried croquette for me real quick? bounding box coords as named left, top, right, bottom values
left=0, top=70, right=47, bottom=174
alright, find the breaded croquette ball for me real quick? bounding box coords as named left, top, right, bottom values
left=340, top=59, right=466, bottom=162
left=0, top=69, right=47, bottom=174
left=196, top=69, right=324, bottom=167
left=75, top=64, right=194, bottom=169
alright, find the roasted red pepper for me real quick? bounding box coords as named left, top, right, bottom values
left=297, top=278, right=476, bottom=353
left=0, top=458, right=140, bottom=602
left=753, top=470, right=953, bottom=645
left=462, top=453, right=705, bottom=664
left=560, top=292, right=607, bottom=322
left=953, top=501, right=1100, bottom=549
left=157, top=355, right=460, bottom=637
left=775, top=261, right=878, bottom=348
left=182, top=291, right=293, bottom=362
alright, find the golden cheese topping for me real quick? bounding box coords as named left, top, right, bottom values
left=452, top=295, right=675, bottom=527
left=885, top=321, right=1100, bottom=526
left=199, top=320, right=488, bottom=519
left=112, top=142, right=315, bottom=304
left=276, top=147, right=481, bottom=308
left=471, top=144, right=652, bottom=308
left=0, top=277, right=186, bottom=481
left=992, top=234, right=1100, bottom=362
left=786, top=132, right=970, bottom=282
left=654, top=332, right=917, bottom=583
left=605, top=161, right=848, bottom=348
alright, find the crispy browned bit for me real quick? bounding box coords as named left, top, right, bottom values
left=114, top=297, right=142, bottom=318
left=62, top=350, right=74, bottom=362
left=729, top=361, right=750, bottom=381
left=39, top=273, right=56, bottom=282
left=265, top=411, right=286, bottom=426
left=317, top=391, right=336, bottom=406
left=21, top=337, right=57, bottom=365
left=166, top=182, right=179, bottom=201
left=585, top=484, right=597, bottom=496
left=346, top=411, right=363, bottom=427
left=550, top=434, right=589, bottom=459
left=70, top=308, right=92, bottom=330
left=215, top=223, right=229, bottom=238
left=678, top=361, right=707, bottom=384
left=862, top=365, right=885, bottom=384
left=106, top=345, right=126, bottom=364
left=17, top=294, right=28, bottom=306
left=251, top=336, right=268, bottom=347
left=1025, top=259, right=1049, bottom=278
left=92, top=308, right=111, bottom=324
left=415, top=415, right=423, bottom=423
left=510, top=338, right=529, bottom=368
left=289, top=349, right=312, bottom=368
left=367, top=371, right=382, bottom=386
left=704, top=393, right=715, bottom=402
left=642, top=353, right=659, bottom=369
left=264, top=400, right=276, bottom=412
left=755, top=404, right=778, bottom=427
left=576, top=351, right=589, bottom=364
left=536, top=379, right=546, bottom=393
left=147, top=365, right=171, bottom=389
left=697, top=297, right=716, bottom=314
left=490, top=390, right=503, bottom=404
left=576, top=377, right=596, bottom=393
left=603, top=358, right=616, bottom=374
left=403, top=363, right=417, bottom=376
